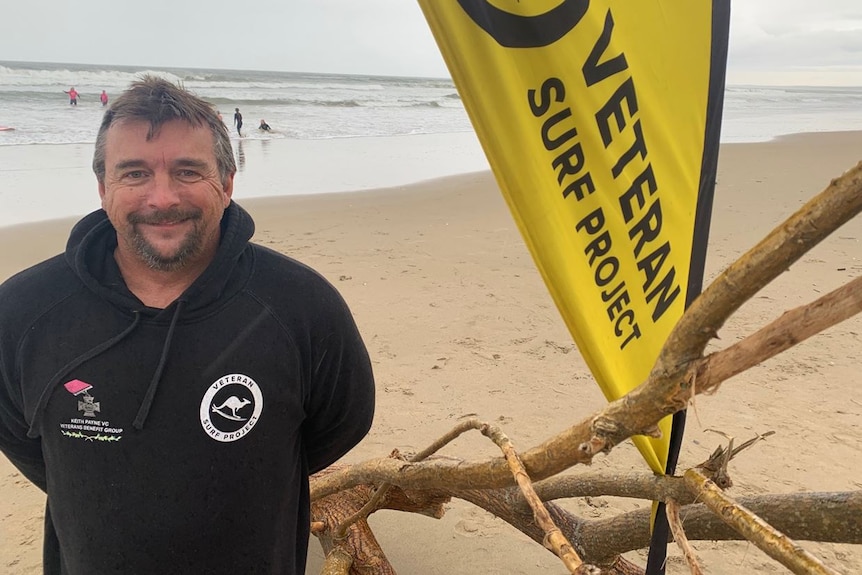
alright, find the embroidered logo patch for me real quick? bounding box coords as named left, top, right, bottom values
left=199, top=374, right=264, bottom=442
left=59, top=379, right=123, bottom=442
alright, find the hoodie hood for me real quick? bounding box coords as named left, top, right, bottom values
left=65, top=201, right=256, bottom=319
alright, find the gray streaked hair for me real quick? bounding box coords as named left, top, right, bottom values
left=92, top=75, right=235, bottom=186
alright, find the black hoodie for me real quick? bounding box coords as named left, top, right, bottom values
left=0, top=202, right=375, bottom=574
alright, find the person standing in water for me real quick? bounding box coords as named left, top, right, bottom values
left=64, top=87, right=79, bottom=106
left=233, top=107, right=243, bottom=137
left=100, top=90, right=109, bottom=107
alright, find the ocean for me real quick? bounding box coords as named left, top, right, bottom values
left=2, top=60, right=862, bottom=146
left=0, top=61, right=471, bottom=146
left=2, top=60, right=862, bottom=228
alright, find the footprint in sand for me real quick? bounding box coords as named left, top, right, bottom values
left=454, top=508, right=505, bottom=538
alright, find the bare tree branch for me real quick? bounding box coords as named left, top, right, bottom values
left=666, top=499, right=703, bottom=575
left=480, top=422, right=592, bottom=573
left=320, top=549, right=353, bottom=575
left=531, top=472, right=695, bottom=507
left=334, top=419, right=484, bottom=538
left=312, top=163, right=862, bottom=504
left=693, top=274, right=862, bottom=393
left=578, top=491, right=862, bottom=561
left=684, top=468, right=843, bottom=575
left=656, top=160, right=862, bottom=374
left=308, top=161, right=862, bottom=574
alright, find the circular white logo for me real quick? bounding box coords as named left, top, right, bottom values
left=200, top=374, right=264, bottom=442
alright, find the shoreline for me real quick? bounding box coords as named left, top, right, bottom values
left=2, top=128, right=861, bottom=231
left=0, top=131, right=489, bottom=228
left=2, top=129, right=860, bottom=285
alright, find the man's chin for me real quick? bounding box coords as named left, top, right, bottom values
left=133, top=238, right=199, bottom=271
left=141, top=250, right=188, bottom=271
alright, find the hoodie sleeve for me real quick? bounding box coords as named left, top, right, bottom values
left=0, top=445, right=47, bottom=491
left=0, top=369, right=48, bottom=491
left=302, top=295, right=375, bottom=475
left=0, top=258, right=70, bottom=493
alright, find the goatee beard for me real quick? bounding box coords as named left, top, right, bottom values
left=127, top=208, right=204, bottom=271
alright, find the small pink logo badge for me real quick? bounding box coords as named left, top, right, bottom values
left=64, top=380, right=93, bottom=396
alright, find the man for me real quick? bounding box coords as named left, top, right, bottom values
left=234, top=107, right=243, bottom=137
left=0, top=76, right=375, bottom=574
left=64, top=86, right=78, bottom=105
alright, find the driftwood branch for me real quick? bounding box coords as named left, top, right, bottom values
left=312, top=161, right=862, bottom=504
left=312, top=455, right=861, bottom=568
left=320, top=548, right=353, bottom=575
left=657, top=160, right=862, bottom=371
left=684, top=468, right=843, bottom=575
left=309, top=162, right=862, bottom=573
left=456, top=486, right=861, bottom=564
left=590, top=161, right=862, bottom=458
left=312, top=476, right=450, bottom=574
left=692, top=273, right=862, bottom=393
left=666, top=498, right=703, bottom=575
left=333, top=419, right=484, bottom=538
left=479, top=422, right=592, bottom=573
left=532, top=471, right=696, bottom=507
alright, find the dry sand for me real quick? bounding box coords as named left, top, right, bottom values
left=1, top=131, right=861, bottom=574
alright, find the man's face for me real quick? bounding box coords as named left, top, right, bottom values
left=99, top=119, right=234, bottom=272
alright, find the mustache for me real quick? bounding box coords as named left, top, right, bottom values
left=128, top=208, right=202, bottom=225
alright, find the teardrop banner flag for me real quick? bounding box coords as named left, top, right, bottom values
left=418, top=0, right=729, bottom=568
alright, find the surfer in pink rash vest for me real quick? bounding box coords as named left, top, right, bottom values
left=64, top=87, right=79, bottom=106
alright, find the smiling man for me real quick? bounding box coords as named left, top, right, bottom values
left=97, top=117, right=234, bottom=307
left=0, top=76, right=376, bottom=574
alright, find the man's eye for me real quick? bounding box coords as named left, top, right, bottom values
left=123, top=171, right=146, bottom=180
left=177, top=170, right=203, bottom=181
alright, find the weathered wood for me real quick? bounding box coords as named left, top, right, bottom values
left=320, top=549, right=353, bottom=575
left=480, top=421, right=589, bottom=572
left=308, top=161, right=862, bottom=573
left=666, top=499, right=703, bottom=575
left=577, top=491, right=862, bottom=561
left=692, top=275, right=862, bottom=393
left=311, top=474, right=450, bottom=574
left=684, top=468, right=843, bottom=575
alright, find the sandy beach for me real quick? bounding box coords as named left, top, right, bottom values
left=1, top=131, right=861, bottom=574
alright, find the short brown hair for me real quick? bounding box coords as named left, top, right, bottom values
left=92, top=75, right=236, bottom=186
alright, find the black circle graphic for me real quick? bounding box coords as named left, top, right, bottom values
left=209, top=386, right=256, bottom=434
left=457, top=0, right=590, bottom=48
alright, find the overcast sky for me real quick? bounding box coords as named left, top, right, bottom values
left=1, top=0, right=860, bottom=85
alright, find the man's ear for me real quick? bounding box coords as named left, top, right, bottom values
left=98, top=180, right=107, bottom=204
left=223, top=172, right=236, bottom=205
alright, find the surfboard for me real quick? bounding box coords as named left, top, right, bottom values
left=0, top=126, right=15, bottom=132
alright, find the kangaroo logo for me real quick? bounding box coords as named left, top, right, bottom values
left=200, top=374, right=264, bottom=443
left=211, top=396, right=252, bottom=421
left=457, top=0, right=590, bottom=48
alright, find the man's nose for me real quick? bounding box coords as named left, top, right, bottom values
left=147, top=171, right=181, bottom=208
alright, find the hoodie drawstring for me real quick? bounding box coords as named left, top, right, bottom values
left=132, top=300, right=185, bottom=431
left=27, top=311, right=143, bottom=438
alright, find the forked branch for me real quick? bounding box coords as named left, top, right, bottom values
left=310, top=161, right=862, bottom=574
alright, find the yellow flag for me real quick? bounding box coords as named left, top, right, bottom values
left=419, top=0, right=729, bottom=474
